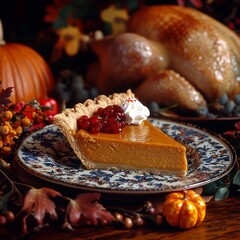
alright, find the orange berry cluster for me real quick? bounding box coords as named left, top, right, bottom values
left=0, top=110, right=31, bottom=157
left=0, top=100, right=53, bottom=159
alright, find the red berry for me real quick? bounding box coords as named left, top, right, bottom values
left=103, top=106, right=114, bottom=117
left=113, top=105, right=123, bottom=113
left=89, top=125, right=101, bottom=134
left=77, top=105, right=126, bottom=134
left=94, top=107, right=104, bottom=117
left=90, top=116, right=101, bottom=126
left=108, top=117, right=117, bottom=125
left=77, top=115, right=90, bottom=130
left=110, top=121, right=122, bottom=133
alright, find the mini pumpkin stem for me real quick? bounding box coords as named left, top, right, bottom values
left=183, top=190, right=188, bottom=200
left=0, top=19, right=6, bottom=45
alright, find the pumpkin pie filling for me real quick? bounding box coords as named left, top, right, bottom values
left=53, top=90, right=188, bottom=177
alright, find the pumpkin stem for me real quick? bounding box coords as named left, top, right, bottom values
left=183, top=190, right=188, bottom=200
left=0, top=19, right=6, bottom=45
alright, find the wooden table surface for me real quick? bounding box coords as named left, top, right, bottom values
left=1, top=195, right=240, bottom=240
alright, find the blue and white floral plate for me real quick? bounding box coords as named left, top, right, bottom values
left=14, top=118, right=237, bottom=194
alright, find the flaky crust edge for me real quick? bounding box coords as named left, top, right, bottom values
left=53, top=89, right=135, bottom=168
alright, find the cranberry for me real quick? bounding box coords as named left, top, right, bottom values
left=94, top=107, right=104, bottom=117
left=77, top=105, right=126, bottom=134
left=89, top=125, right=101, bottom=134
left=110, top=121, right=122, bottom=133
left=108, top=117, right=117, bottom=125
left=90, top=116, right=100, bottom=126
left=113, top=105, right=123, bottom=112
left=77, top=115, right=90, bottom=130
left=103, top=106, right=114, bottom=117
left=103, top=124, right=111, bottom=133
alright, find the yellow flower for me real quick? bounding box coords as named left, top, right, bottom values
left=21, top=117, right=31, bottom=128
left=0, top=125, right=10, bottom=135
left=1, top=111, right=13, bottom=121
left=15, top=126, right=23, bottom=136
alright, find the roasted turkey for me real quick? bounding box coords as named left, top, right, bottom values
left=86, top=5, right=240, bottom=112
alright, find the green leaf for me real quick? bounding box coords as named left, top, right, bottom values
left=215, top=187, right=229, bottom=201
left=233, top=170, right=240, bottom=185
left=53, top=18, right=68, bottom=29
left=202, top=180, right=225, bottom=195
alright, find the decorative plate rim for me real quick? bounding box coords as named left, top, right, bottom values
left=14, top=118, right=237, bottom=195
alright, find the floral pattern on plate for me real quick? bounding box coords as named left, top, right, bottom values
left=15, top=118, right=236, bottom=194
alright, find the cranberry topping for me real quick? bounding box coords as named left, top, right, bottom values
left=77, top=105, right=126, bottom=134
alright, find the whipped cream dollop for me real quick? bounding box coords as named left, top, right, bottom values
left=122, top=97, right=150, bottom=125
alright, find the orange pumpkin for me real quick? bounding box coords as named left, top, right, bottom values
left=0, top=20, right=55, bottom=103
left=162, top=190, right=206, bottom=229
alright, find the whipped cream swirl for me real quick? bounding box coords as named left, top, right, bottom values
left=122, top=97, right=150, bottom=125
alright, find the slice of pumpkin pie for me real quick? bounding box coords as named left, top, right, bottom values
left=53, top=90, right=188, bottom=177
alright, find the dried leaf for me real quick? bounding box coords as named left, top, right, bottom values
left=201, top=195, right=213, bottom=203
left=66, top=193, right=114, bottom=226
left=0, top=159, right=11, bottom=172
left=0, top=82, right=14, bottom=107
left=20, top=187, right=61, bottom=225
left=224, top=121, right=240, bottom=138
left=192, top=187, right=203, bottom=195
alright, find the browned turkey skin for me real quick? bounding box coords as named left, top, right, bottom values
left=86, top=5, right=240, bottom=112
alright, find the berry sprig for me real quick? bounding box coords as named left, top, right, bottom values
left=0, top=109, right=31, bottom=158
left=0, top=99, right=59, bottom=160
left=110, top=201, right=163, bottom=229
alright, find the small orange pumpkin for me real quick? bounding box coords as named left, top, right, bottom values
left=0, top=20, right=55, bottom=103
left=162, top=190, right=206, bottom=229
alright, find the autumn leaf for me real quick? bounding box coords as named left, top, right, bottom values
left=66, top=193, right=114, bottom=226
left=101, top=5, right=129, bottom=34
left=224, top=121, right=240, bottom=138
left=0, top=81, right=14, bottom=107
left=20, top=187, right=61, bottom=231
left=51, top=25, right=84, bottom=61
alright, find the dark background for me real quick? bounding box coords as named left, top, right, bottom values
left=0, top=0, right=51, bottom=46
left=0, top=0, right=237, bottom=68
